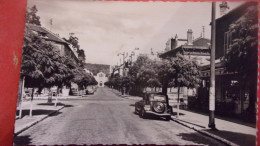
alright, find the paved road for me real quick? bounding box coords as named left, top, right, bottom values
left=14, top=88, right=225, bottom=145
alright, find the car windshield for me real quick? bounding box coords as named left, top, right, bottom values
left=148, top=94, right=166, bottom=102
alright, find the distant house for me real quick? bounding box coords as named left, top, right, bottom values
left=25, top=23, right=80, bottom=96
left=159, top=29, right=211, bottom=103
left=26, top=23, right=79, bottom=64
left=160, top=29, right=211, bottom=66
left=94, top=72, right=108, bottom=87
left=83, top=63, right=110, bottom=87
left=215, top=2, right=257, bottom=59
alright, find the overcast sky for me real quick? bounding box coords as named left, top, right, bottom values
left=27, top=0, right=243, bottom=65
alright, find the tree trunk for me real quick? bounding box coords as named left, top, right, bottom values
left=48, top=88, right=52, bottom=103
left=29, top=88, right=34, bottom=117
left=18, top=77, right=25, bottom=119
left=162, top=81, right=169, bottom=107
left=55, top=87, right=59, bottom=107
left=37, top=86, right=43, bottom=95
left=162, top=82, right=168, bottom=95
left=177, top=86, right=180, bottom=118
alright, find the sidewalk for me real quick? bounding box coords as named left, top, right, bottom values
left=23, top=95, right=85, bottom=100
left=172, top=109, right=256, bottom=146
left=112, top=91, right=256, bottom=146
left=14, top=100, right=65, bottom=136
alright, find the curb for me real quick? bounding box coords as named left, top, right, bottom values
left=109, top=90, right=129, bottom=98
left=110, top=90, right=141, bottom=101
left=124, top=97, right=141, bottom=101
left=171, top=117, right=239, bottom=146
left=111, top=88, right=238, bottom=146
left=14, top=106, right=65, bottom=137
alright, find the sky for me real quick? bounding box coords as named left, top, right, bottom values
left=27, top=0, right=243, bottom=65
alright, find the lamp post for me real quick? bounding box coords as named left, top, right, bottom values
left=209, top=2, right=216, bottom=130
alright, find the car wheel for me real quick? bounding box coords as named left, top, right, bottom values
left=134, top=107, right=138, bottom=114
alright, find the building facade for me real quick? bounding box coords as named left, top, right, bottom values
left=94, top=72, right=108, bottom=87
left=160, top=29, right=211, bottom=66
left=27, top=23, right=79, bottom=64
left=194, top=2, right=257, bottom=118
left=25, top=23, right=80, bottom=96
left=159, top=29, right=211, bottom=104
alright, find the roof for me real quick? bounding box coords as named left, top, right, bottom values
left=216, top=2, right=257, bottom=22
left=26, top=23, right=79, bottom=62
left=26, top=23, right=68, bottom=44
left=192, top=37, right=211, bottom=47
left=160, top=37, right=210, bottom=58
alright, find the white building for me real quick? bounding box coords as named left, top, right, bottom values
left=94, top=72, right=108, bottom=87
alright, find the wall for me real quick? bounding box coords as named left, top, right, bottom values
left=215, top=2, right=255, bottom=59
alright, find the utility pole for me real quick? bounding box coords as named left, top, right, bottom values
left=117, top=52, right=128, bottom=76
left=209, top=2, right=216, bottom=130
left=202, top=26, right=205, bottom=38
left=129, top=51, right=135, bottom=65
left=50, top=18, right=53, bottom=31
left=118, top=52, right=128, bottom=95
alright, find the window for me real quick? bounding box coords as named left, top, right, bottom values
left=224, top=31, right=233, bottom=55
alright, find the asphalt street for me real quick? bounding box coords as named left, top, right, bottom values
left=13, top=88, right=225, bottom=145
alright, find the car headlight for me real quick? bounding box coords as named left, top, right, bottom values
left=152, top=102, right=165, bottom=113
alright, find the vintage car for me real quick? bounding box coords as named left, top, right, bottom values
left=86, top=87, right=94, bottom=95
left=135, top=92, right=172, bottom=120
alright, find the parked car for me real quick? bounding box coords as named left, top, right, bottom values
left=86, top=87, right=94, bottom=95
left=135, top=92, right=172, bottom=120
left=93, top=86, right=98, bottom=92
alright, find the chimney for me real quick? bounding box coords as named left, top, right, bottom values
left=220, top=2, right=229, bottom=16
left=187, top=29, right=193, bottom=45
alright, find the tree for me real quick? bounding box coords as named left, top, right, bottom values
left=72, top=67, right=97, bottom=90
left=21, top=24, right=77, bottom=114
left=64, top=34, right=86, bottom=65
left=121, top=76, right=135, bottom=95
left=26, top=5, right=41, bottom=26
left=22, top=25, right=59, bottom=115
left=77, top=49, right=86, bottom=64
left=167, top=54, right=201, bottom=101
left=156, top=59, right=175, bottom=107
left=223, top=5, right=258, bottom=120
left=66, top=35, right=80, bottom=50
left=158, top=54, right=201, bottom=117
left=128, top=55, right=157, bottom=94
